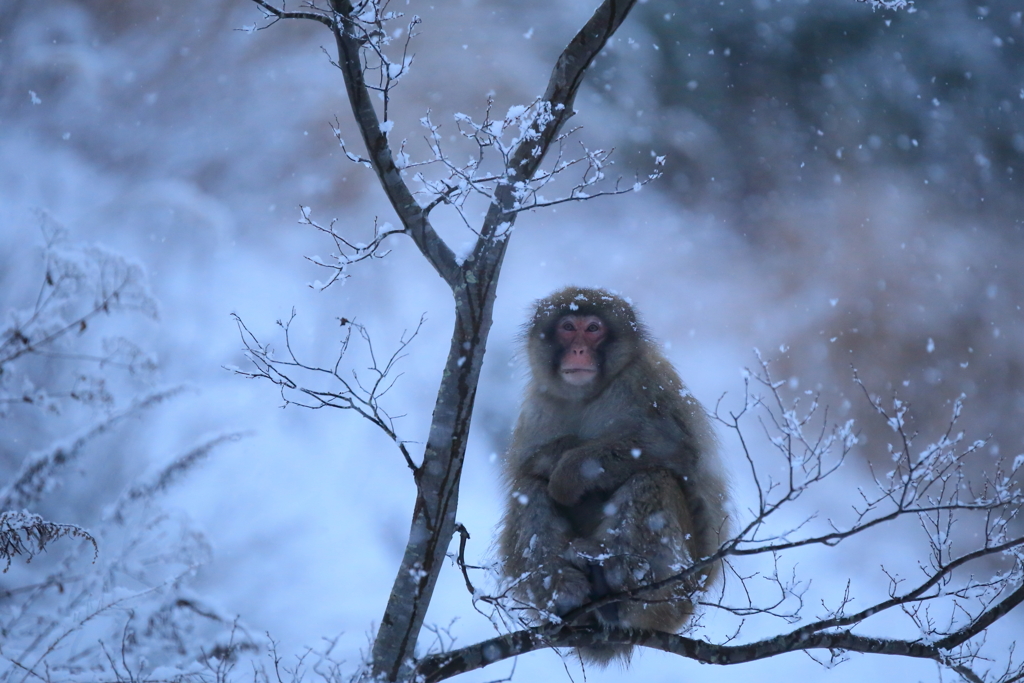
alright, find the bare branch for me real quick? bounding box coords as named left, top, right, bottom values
left=231, top=311, right=421, bottom=474
left=414, top=614, right=1006, bottom=683
left=248, top=0, right=333, bottom=28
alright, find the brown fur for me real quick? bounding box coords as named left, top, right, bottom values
left=498, top=287, right=728, bottom=664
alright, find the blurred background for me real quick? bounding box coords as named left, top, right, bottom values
left=1, top=0, right=1022, bottom=681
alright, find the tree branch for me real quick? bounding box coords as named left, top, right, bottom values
left=328, top=0, right=461, bottom=288
left=471, top=0, right=638, bottom=260
left=415, top=622, right=992, bottom=683
left=335, top=1, right=642, bottom=678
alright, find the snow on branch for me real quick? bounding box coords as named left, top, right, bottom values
left=0, top=511, right=96, bottom=571
left=407, top=103, right=664, bottom=231
left=1, top=225, right=250, bottom=681
left=858, top=0, right=915, bottom=11
left=249, top=0, right=657, bottom=289
left=1, top=213, right=159, bottom=414
left=251, top=0, right=462, bottom=287
left=300, top=207, right=405, bottom=290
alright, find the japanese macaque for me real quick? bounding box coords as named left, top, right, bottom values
left=498, top=286, right=728, bottom=664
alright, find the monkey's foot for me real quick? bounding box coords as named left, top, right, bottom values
left=536, top=564, right=591, bottom=617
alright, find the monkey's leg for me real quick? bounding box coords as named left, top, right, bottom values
left=590, top=470, right=696, bottom=632
left=499, top=477, right=591, bottom=619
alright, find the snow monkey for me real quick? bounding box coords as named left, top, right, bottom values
left=498, top=286, right=728, bottom=664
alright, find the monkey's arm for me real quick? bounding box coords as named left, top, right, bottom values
left=547, top=432, right=673, bottom=506
left=519, top=434, right=583, bottom=480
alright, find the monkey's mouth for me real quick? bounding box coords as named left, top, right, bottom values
left=561, top=368, right=598, bottom=386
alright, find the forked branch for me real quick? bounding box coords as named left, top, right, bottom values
left=245, top=1, right=642, bottom=680
left=232, top=311, right=421, bottom=473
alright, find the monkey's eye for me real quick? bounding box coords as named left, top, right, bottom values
left=561, top=321, right=576, bottom=332
left=586, top=322, right=601, bottom=333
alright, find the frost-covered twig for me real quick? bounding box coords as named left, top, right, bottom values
left=1, top=215, right=158, bottom=413
left=408, top=105, right=664, bottom=229
left=253, top=0, right=460, bottom=287
left=109, top=431, right=251, bottom=522
left=301, top=208, right=405, bottom=291
left=0, top=387, right=187, bottom=512
left=1, top=433, right=251, bottom=682
left=1, top=227, right=248, bottom=682
left=0, top=511, right=96, bottom=571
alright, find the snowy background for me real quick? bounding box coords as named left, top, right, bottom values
left=2, top=0, right=1023, bottom=681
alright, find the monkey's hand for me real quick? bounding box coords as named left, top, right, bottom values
left=524, top=434, right=583, bottom=479
left=548, top=447, right=611, bottom=506
left=600, top=550, right=653, bottom=592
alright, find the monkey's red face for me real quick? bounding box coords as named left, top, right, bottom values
left=555, top=314, right=606, bottom=386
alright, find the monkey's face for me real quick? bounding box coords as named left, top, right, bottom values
left=527, top=288, right=640, bottom=400
left=555, top=315, right=606, bottom=386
